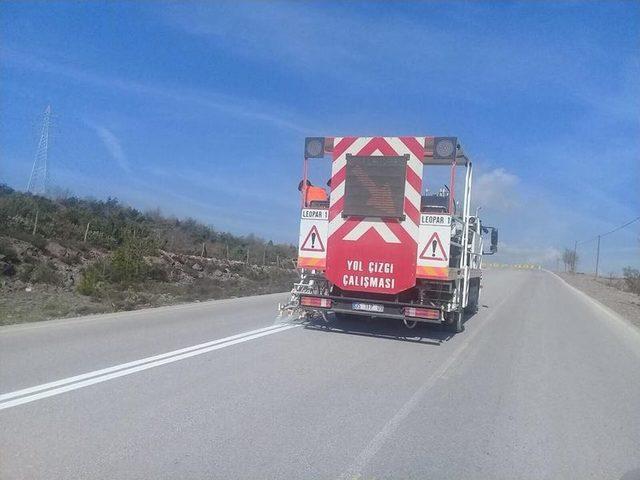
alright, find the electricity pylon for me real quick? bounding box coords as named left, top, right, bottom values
left=26, top=105, right=52, bottom=195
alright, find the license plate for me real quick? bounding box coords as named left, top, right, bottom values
left=352, top=302, right=384, bottom=313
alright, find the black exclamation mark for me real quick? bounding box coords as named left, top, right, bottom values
left=431, top=239, right=437, bottom=257
left=311, top=232, right=316, bottom=249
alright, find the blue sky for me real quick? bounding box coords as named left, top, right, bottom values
left=1, top=1, right=638, bottom=272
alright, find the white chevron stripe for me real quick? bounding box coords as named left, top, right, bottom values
left=329, top=180, right=345, bottom=205
left=329, top=136, right=369, bottom=238
left=328, top=214, right=346, bottom=237
left=342, top=219, right=401, bottom=243
left=333, top=137, right=370, bottom=173
left=399, top=218, right=419, bottom=240
left=386, top=137, right=424, bottom=178
left=405, top=182, right=422, bottom=210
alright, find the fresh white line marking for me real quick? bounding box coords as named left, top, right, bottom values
left=0, top=323, right=284, bottom=402
left=0, top=323, right=297, bottom=410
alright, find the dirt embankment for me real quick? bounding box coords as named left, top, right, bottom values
left=0, top=236, right=297, bottom=325
left=558, top=272, right=640, bottom=329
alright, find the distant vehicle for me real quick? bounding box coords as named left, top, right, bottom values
left=281, top=136, right=498, bottom=333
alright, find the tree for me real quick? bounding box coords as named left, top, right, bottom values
left=110, top=236, right=156, bottom=284
left=562, top=248, right=578, bottom=273
left=622, top=267, right=640, bottom=294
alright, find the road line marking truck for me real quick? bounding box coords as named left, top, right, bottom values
left=281, top=136, right=498, bottom=333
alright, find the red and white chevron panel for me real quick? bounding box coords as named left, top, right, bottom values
left=325, top=137, right=425, bottom=294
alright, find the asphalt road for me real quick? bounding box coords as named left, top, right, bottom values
left=1, top=269, right=640, bottom=479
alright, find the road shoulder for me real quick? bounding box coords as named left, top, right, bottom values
left=555, top=272, right=640, bottom=330
left=0, top=291, right=289, bottom=333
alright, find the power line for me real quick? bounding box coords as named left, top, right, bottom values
left=598, top=216, right=640, bottom=238
left=573, top=215, right=640, bottom=277
left=577, top=216, right=640, bottom=246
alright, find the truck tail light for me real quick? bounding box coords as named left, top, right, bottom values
left=300, top=296, right=332, bottom=308
left=404, top=307, right=440, bottom=320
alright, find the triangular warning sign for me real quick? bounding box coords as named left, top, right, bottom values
left=301, top=225, right=325, bottom=252
left=419, top=231, right=448, bottom=261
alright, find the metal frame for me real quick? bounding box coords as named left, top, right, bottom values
left=424, top=145, right=478, bottom=315
left=458, top=160, right=473, bottom=313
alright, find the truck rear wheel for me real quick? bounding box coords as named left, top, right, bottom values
left=464, top=278, right=481, bottom=314
left=445, top=311, right=464, bottom=333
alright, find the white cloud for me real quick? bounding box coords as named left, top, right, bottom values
left=91, top=125, right=130, bottom=174
left=0, top=47, right=310, bottom=134
left=473, top=168, right=520, bottom=212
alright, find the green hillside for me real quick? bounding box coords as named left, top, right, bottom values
left=0, top=184, right=297, bottom=324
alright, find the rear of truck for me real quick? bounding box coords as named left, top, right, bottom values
left=289, top=136, right=497, bottom=333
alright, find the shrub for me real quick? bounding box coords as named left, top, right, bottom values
left=148, top=264, right=168, bottom=282
left=0, top=238, right=19, bottom=263
left=17, top=263, right=35, bottom=282
left=622, top=267, right=640, bottom=295
left=9, top=230, right=47, bottom=250
left=1, top=186, right=300, bottom=284
left=60, top=252, right=82, bottom=265
left=109, top=237, right=156, bottom=284
left=31, top=262, right=63, bottom=285
left=77, top=266, right=103, bottom=296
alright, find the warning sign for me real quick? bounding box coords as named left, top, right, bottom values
left=416, top=218, right=450, bottom=277
left=300, top=225, right=325, bottom=252
left=298, top=209, right=328, bottom=269
left=419, top=231, right=448, bottom=261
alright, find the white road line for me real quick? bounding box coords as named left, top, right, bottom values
left=0, top=323, right=298, bottom=410
left=0, top=323, right=284, bottom=402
